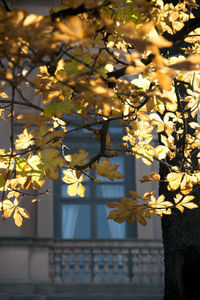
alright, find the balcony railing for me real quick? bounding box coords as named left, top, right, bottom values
left=0, top=238, right=164, bottom=286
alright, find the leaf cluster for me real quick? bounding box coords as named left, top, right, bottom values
left=0, top=0, right=200, bottom=226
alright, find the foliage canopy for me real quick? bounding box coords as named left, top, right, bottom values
left=0, top=0, right=200, bottom=227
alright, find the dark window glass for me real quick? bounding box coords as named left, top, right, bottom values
left=54, top=123, right=137, bottom=239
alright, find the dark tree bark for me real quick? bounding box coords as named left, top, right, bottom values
left=157, top=2, right=200, bottom=298
left=160, top=162, right=200, bottom=300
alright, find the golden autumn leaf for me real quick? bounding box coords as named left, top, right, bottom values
left=13, top=209, right=23, bottom=227
left=65, top=149, right=88, bottom=168
left=26, top=155, right=45, bottom=190
left=23, top=14, right=43, bottom=27
left=0, top=92, right=8, bottom=98
left=107, top=196, right=150, bottom=225
left=155, top=145, right=170, bottom=160
left=107, top=197, right=138, bottom=224
left=42, top=149, right=66, bottom=180
left=140, top=147, right=154, bottom=165
left=15, top=129, right=35, bottom=150
left=140, top=172, right=160, bottom=183
left=156, top=71, right=172, bottom=91
left=167, top=172, right=184, bottom=191
left=62, top=169, right=85, bottom=197
left=0, top=200, right=15, bottom=218
left=147, top=194, right=173, bottom=216
left=180, top=173, right=196, bottom=195
left=0, top=199, right=30, bottom=227
left=95, top=158, right=124, bottom=181
left=174, top=194, right=197, bottom=213
left=123, top=21, right=172, bottom=53
left=54, top=16, right=94, bottom=43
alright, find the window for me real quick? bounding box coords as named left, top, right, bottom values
left=54, top=123, right=137, bottom=239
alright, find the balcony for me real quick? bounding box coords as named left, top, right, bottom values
left=0, top=238, right=164, bottom=299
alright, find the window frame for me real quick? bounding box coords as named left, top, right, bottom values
left=54, top=126, right=137, bottom=239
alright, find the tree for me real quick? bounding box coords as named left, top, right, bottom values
left=0, top=0, right=200, bottom=298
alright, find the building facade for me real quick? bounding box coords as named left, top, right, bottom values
left=0, top=1, right=164, bottom=299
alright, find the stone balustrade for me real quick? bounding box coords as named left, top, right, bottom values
left=0, top=238, right=164, bottom=285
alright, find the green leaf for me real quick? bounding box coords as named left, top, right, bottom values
left=44, top=101, right=74, bottom=118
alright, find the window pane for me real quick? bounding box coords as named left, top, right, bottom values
left=96, top=184, right=124, bottom=199
left=62, top=205, right=91, bottom=238
left=97, top=204, right=125, bottom=239
left=108, top=126, right=123, bottom=134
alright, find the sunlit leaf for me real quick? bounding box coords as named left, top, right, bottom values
left=15, top=129, right=35, bottom=150
left=167, top=172, right=184, bottom=191
left=62, top=169, right=85, bottom=197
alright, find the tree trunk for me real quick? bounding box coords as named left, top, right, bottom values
left=160, top=163, right=200, bottom=300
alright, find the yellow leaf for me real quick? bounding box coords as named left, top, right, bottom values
left=26, top=155, right=45, bottom=189
left=107, top=198, right=136, bottom=224
left=187, top=54, right=200, bottom=63
left=43, top=149, right=66, bottom=180
left=0, top=200, right=14, bottom=211
left=141, top=148, right=154, bottom=165
left=13, top=209, right=23, bottom=227
left=149, top=35, right=172, bottom=48
left=107, top=197, right=149, bottom=225
left=156, top=71, right=172, bottom=91
left=54, top=16, right=94, bottom=42
left=105, top=64, right=114, bottom=72
left=176, top=203, right=184, bottom=213
left=67, top=182, right=85, bottom=197
left=140, top=172, right=160, bottom=183
left=1, top=207, right=14, bottom=218
left=0, top=92, right=8, bottom=98
left=95, top=158, right=124, bottom=181
left=150, top=113, right=164, bottom=132
left=23, top=14, right=43, bottom=27
left=0, top=198, right=30, bottom=226
left=125, top=65, right=145, bottom=75
left=63, top=169, right=85, bottom=198
left=15, top=129, right=35, bottom=150
left=66, top=149, right=88, bottom=168
left=174, top=193, right=183, bottom=204
left=167, top=172, right=183, bottom=191
left=182, top=202, right=198, bottom=210
left=147, top=194, right=172, bottom=216
left=155, top=145, right=169, bottom=160
left=181, top=195, right=195, bottom=203
left=175, top=194, right=197, bottom=212
left=18, top=207, right=30, bottom=219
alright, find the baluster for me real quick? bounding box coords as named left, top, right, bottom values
left=159, top=249, right=164, bottom=285
left=49, top=249, right=55, bottom=282
left=93, top=249, right=101, bottom=283
left=121, top=248, right=130, bottom=283
left=112, top=249, right=120, bottom=283
left=131, top=248, right=141, bottom=284
left=83, top=249, right=91, bottom=283
left=150, top=249, right=160, bottom=284
left=141, top=248, right=151, bottom=284
left=73, top=248, right=81, bottom=282
left=64, top=249, right=72, bottom=283
left=102, top=248, right=110, bottom=283
left=54, top=248, right=62, bottom=283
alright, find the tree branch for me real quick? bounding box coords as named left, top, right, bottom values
left=76, top=120, right=110, bottom=170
